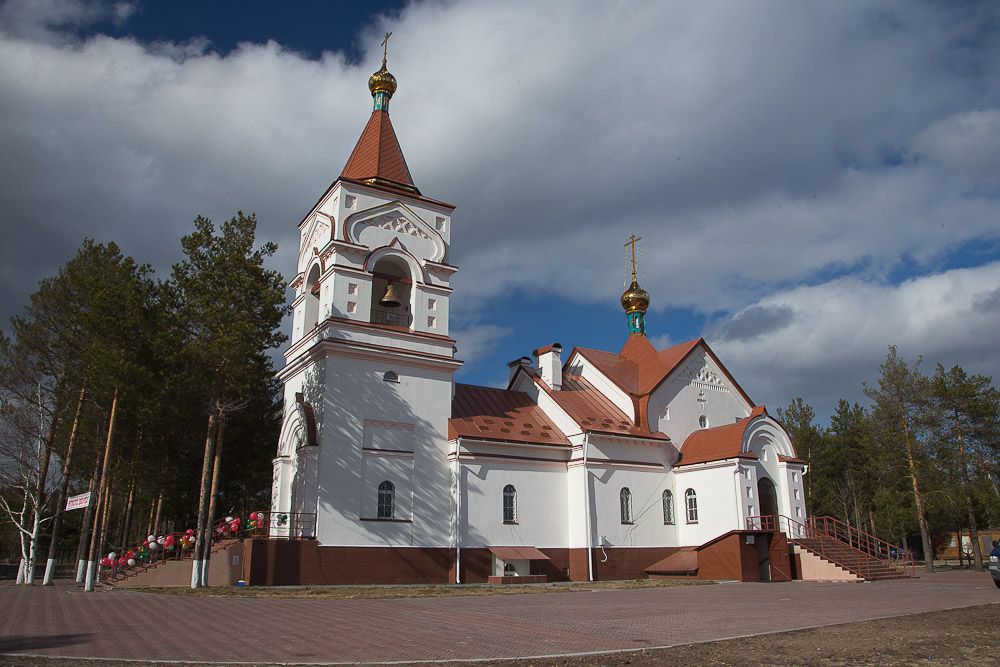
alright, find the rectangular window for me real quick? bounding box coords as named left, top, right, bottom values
left=745, top=469, right=752, bottom=480
left=792, top=472, right=799, bottom=482
left=795, top=506, right=803, bottom=518
left=427, top=298, right=437, bottom=310
left=793, top=489, right=800, bottom=500
left=347, top=301, right=357, bottom=314
left=746, top=486, right=753, bottom=498
left=427, top=315, right=436, bottom=328
left=747, top=504, right=754, bottom=517
left=348, top=282, right=358, bottom=295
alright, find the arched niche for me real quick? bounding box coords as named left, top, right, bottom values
left=304, top=263, right=321, bottom=332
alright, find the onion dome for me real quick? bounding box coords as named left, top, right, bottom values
left=622, top=278, right=650, bottom=335
left=621, top=279, right=650, bottom=314
left=369, top=61, right=397, bottom=99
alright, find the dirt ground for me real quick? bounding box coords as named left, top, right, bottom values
left=1, top=603, right=996, bottom=666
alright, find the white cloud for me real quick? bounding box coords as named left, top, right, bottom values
left=452, top=323, right=512, bottom=368
left=710, top=262, right=1000, bottom=417
left=0, top=0, right=998, bottom=412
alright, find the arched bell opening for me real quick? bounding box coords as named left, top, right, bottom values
left=304, top=263, right=321, bottom=331
left=370, top=257, right=412, bottom=327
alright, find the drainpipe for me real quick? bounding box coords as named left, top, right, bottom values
left=583, top=434, right=594, bottom=582
left=453, top=438, right=461, bottom=584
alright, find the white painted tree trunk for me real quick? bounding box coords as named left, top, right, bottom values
left=16, top=559, right=26, bottom=584
left=84, top=560, right=95, bottom=592
left=75, top=559, right=86, bottom=582
left=191, top=559, right=202, bottom=588
left=42, top=558, right=57, bottom=585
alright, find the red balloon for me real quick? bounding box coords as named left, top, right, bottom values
left=233, top=517, right=241, bottom=524
left=117, top=557, right=127, bottom=566
left=229, top=521, right=239, bottom=532
left=142, top=540, right=150, bottom=548
left=186, top=528, right=195, bottom=535
left=126, top=550, right=135, bottom=559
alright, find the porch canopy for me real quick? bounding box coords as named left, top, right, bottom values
left=489, top=546, right=550, bottom=560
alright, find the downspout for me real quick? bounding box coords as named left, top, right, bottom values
left=583, top=434, right=594, bottom=582
left=453, top=438, right=461, bottom=584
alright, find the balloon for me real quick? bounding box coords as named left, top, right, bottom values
left=165, top=543, right=174, bottom=551
left=186, top=528, right=194, bottom=535
left=127, top=558, right=135, bottom=567
left=108, top=552, right=117, bottom=560
left=148, top=534, right=156, bottom=543
left=118, top=557, right=127, bottom=566
left=142, top=540, right=150, bottom=547
left=126, top=550, right=135, bottom=559
left=225, top=516, right=233, bottom=523
left=233, top=517, right=241, bottom=524
left=229, top=521, right=239, bottom=532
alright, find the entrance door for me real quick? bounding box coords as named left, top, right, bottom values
left=757, top=477, right=778, bottom=518
left=756, top=533, right=772, bottom=582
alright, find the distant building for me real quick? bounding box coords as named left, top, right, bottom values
left=264, top=52, right=806, bottom=585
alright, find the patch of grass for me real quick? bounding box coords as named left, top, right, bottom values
left=133, top=577, right=712, bottom=599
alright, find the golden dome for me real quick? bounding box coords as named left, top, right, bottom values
left=621, top=280, right=650, bottom=314
left=369, top=62, right=397, bottom=98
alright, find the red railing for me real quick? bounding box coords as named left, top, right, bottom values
left=746, top=514, right=914, bottom=579
left=101, top=511, right=316, bottom=583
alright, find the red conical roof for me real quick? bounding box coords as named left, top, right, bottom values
left=340, top=109, right=419, bottom=195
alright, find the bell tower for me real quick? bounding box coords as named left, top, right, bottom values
left=272, top=39, right=462, bottom=550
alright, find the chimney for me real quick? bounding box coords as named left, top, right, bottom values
left=534, top=343, right=563, bottom=390
left=507, top=356, right=532, bottom=383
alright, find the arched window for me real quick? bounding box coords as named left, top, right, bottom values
left=620, top=487, right=633, bottom=524
left=699, top=415, right=709, bottom=428
left=502, top=484, right=517, bottom=523
left=377, top=480, right=395, bottom=519
left=382, top=370, right=399, bottom=383
left=662, top=490, right=674, bottom=525
left=685, top=488, right=698, bottom=523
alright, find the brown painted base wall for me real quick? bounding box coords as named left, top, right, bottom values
left=245, top=542, right=685, bottom=586
left=244, top=540, right=454, bottom=586
left=696, top=531, right=791, bottom=582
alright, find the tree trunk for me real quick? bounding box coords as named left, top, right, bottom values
left=119, top=479, right=135, bottom=551
left=76, top=450, right=101, bottom=582
left=901, top=420, right=934, bottom=573
left=953, top=414, right=983, bottom=570
left=200, top=411, right=226, bottom=586
left=191, top=410, right=218, bottom=588
left=152, top=491, right=163, bottom=537
left=43, top=385, right=85, bottom=585
left=24, top=387, right=62, bottom=584
left=85, top=388, right=119, bottom=592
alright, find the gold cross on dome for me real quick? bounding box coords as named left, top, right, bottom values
left=381, top=32, right=392, bottom=65
left=624, top=234, right=641, bottom=282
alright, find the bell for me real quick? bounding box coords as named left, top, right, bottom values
left=379, top=282, right=402, bottom=308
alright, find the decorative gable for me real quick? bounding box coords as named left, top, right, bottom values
left=345, top=202, right=446, bottom=263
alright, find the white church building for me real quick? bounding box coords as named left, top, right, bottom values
left=258, top=52, right=807, bottom=585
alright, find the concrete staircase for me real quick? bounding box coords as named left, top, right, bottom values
left=792, top=536, right=910, bottom=581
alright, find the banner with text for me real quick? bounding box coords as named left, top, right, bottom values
left=65, top=492, right=91, bottom=511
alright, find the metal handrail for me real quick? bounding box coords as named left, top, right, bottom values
left=247, top=511, right=317, bottom=539
left=746, top=514, right=914, bottom=578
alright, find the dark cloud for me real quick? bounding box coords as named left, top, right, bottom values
left=716, top=304, right=795, bottom=342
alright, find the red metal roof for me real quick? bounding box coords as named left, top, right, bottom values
left=551, top=374, right=669, bottom=441
left=677, top=405, right=767, bottom=466
left=488, top=546, right=550, bottom=560
left=574, top=337, right=753, bottom=406
left=340, top=110, right=417, bottom=193
left=644, top=548, right=698, bottom=575
left=449, top=383, right=570, bottom=446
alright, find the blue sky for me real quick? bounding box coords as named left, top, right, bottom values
left=1, top=0, right=998, bottom=421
